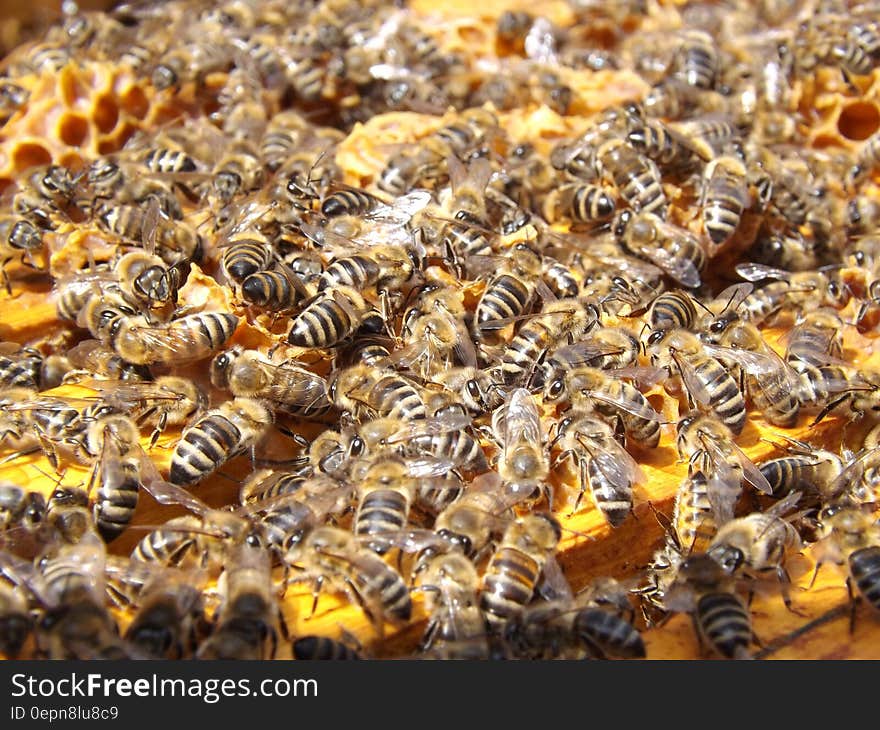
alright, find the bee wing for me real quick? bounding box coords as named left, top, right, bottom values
left=702, top=342, right=797, bottom=385
left=702, top=435, right=773, bottom=496
left=537, top=555, right=573, bottom=603
left=0, top=549, right=52, bottom=607
left=404, top=456, right=459, bottom=478
left=670, top=351, right=713, bottom=408
left=261, top=361, right=329, bottom=407
left=583, top=437, right=645, bottom=488
left=548, top=341, right=622, bottom=367
left=497, top=388, right=543, bottom=446
left=386, top=410, right=472, bottom=444
left=123, top=317, right=224, bottom=362
left=711, top=282, right=754, bottom=313
left=707, top=471, right=740, bottom=526
left=765, top=491, right=802, bottom=519
left=611, top=365, right=668, bottom=389
left=367, top=189, right=432, bottom=228
left=634, top=241, right=702, bottom=289
left=584, top=388, right=664, bottom=423
left=142, top=478, right=210, bottom=517
left=734, top=262, right=790, bottom=282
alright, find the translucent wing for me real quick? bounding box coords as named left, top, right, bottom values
left=585, top=387, right=664, bottom=422
left=142, top=478, right=211, bottom=517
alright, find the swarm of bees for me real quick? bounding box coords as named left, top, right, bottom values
left=1, top=0, right=880, bottom=660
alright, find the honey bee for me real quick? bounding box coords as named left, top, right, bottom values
left=626, top=118, right=703, bottom=173
left=672, top=115, right=742, bottom=161
left=479, top=512, right=563, bottom=632
left=615, top=210, right=706, bottom=289
left=46, top=485, right=95, bottom=545
left=784, top=308, right=845, bottom=368
left=594, top=139, right=667, bottom=217
left=350, top=455, right=421, bottom=554
left=673, top=29, right=719, bottom=90
left=287, top=286, right=371, bottom=349
left=735, top=264, right=847, bottom=325
left=676, top=413, right=772, bottom=503
left=707, top=493, right=802, bottom=605
left=433, top=367, right=505, bottom=417
left=544, top=183, right=617, bottom=226
left=99, top=205, right=201, bottom=264
left=706, top=317, right=801, bottom=427
left=292, top=635, right=363, bottom=660
left=116, top=251, right=188, bottom=311
left=505, top=579, right=646, bottom=659
left=646, top=290, right=698, bottom=335
left=219, top=229, right=275, bottom=286
left=475, top=244, right=545, bottom=340
left=151, top=41, right=231, bottom=91
left=169, top=397, right=274, bottom=487
left=498, top=298, right=599, bottom=386
left=211, top=141, right=265, bottom=204
left=210, top=348, right=330, bottom=418
left=758, top=441, right=844, bottom=503
left=552, top=412, right=644, bottom=524
left=0, top=345, right=43, bottom=391
left=544, top=367, right=664, bottom=449
left=0, top=216, right=43, bottom=293
left=851, top=129, right=880, bottom=183
left=0, top=81, right=29, bottom=123
left=197, top=545, right=287, bottom=660
left=541, top=326, right=642, bottom=382
left=123, top=567, right=210, bottom=659
left=701, top=155, right=750, bottom=248
left=649, top=329, right=749, bottom=435
left=241, top=264, right=312, bottom=312
left=418, top=552, right=490, bottom=659
left=329, top=364, right=427, bottom=422
left=83, top=414, right=147, bottom=542
left=492, top=388, right=550, bottom=503
left=286, top=526, right=412, bottom=633
left=663, top=552, right=755, bottom=659
left=815, top=502, right=880, bottom=624
left=320, top=188, right=382, bottom=219
left=36, top=539, right=130, bottom=659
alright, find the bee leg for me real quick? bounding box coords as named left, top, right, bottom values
left=689, top=614, right=707, bottom=657
left=846, top=576, right=860, bottom=635
left=308, top=576, right=325, bottom=619
left=149, top=412, right=168, bottom=449
left=567, top=455, right=589, bottom=518
left=806, top=559, right=824, bottom=590
left=810, top=393, right=851, bottom=427
left=419, top=619, right=438, bottom=652
left=0, top=264, right=11, bottom=296
left=277, top=609, right=290, bottom=642
left=778, top=566, right=807, bottom=616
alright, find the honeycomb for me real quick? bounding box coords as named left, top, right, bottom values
left=1, top=0, right=880, bottom=661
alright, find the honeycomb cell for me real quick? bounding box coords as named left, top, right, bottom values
left=58, top=151, right=85, bottom=170
left=813, top=133, right=843, bottom=149
left=838, top=102, right=880, bottom=141
left=58, top=66, right=88, bottom=107
left=57, top=112, right=89, bottom=146
left=92, top=94, right=119, bottom=134
left=11, top=141, right=51, bottom=171
left=119, top=85, right=149, bottom=120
